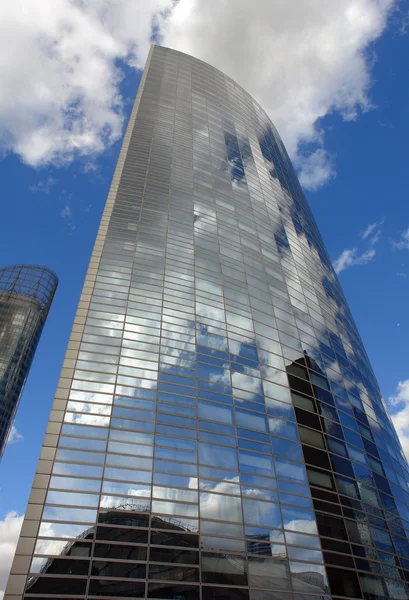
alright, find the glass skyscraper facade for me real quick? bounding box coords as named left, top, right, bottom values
left=5, top=45, right=409, bottom=600
left=0, top=265, right=57, bottom=458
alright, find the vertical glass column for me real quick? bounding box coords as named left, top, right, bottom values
left=0, top=265, right=57, bottom=457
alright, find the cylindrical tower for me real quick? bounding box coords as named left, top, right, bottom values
left=0, top=265, right=58, bottom=457
left=4, top=46, right=409, bottom=600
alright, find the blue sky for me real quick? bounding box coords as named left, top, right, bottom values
left=1, top=0, right=409, bottom=592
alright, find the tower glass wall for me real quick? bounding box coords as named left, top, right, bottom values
left=0, top=265, right=58, bottom=458
left=5, top=46, right=409, bottom=600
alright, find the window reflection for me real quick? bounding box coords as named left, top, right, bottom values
left=20, top=46, right=409, bottom=600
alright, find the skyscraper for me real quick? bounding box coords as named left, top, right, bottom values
left=0, top=265, right=57, bottom=458
left=5, top=45, right=409, bottom=599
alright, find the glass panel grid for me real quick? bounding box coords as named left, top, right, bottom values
left=20, top=46, right=409, bottom=600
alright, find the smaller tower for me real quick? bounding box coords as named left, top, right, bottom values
left=0, top=265, right=58, bottom=458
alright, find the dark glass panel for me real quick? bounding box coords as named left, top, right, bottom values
left=149, top=547, right=199, bottom=564
left=313, top=386, right=334, bottom=405
left=91, top=561, right=146, bottom=579
left=316, top=513, right=348, bottom=540
left=326, top=567, right=362, bottom=597
left=291, top=392, right=315, bottom=412
left=310, top=487, right=338, bottom=503
left=150, top=529, right=199, bottom=548
left=307, top=467, right=335, bottom=490
left=294, top=408, right=321, bottom=430
left=96, top=526, right=148, bottom=544
left=286, top=364, right=308, bottom=380
left=330, top=455, right=355, bottom=478
left=352, top=544, right=378, bottom=560
left=248, top=556, right=291, bottom=590
left=203, top=587, right=249, bottom=600
left=148, top=564, right=199, bottom=582
left=148, top=583, right=199, bottom=600
left=358, top=573, right=388, bottom=600
left=98, top=510, right=149, bottom=528
left=201, top=552, right=248, bottom=586
left=298, top=426, right=325, bottom=448
left=320, top=538, right=351, bottom=554
left=288, top=375, right=313, bottom=397
left=345, top=520, right=373, bottom=546
left=30, top=558, right=89, bottom=575
left=323, top=551, right=355, bottom=567
left=25, top=577, right=87, bottom=595
left=313, top=498, right=342, bottom=515
left=302, top=445, right=331, bottom=469
left=93, top=543, right=147, bottom=561
left=88, top=578, right=145, bottom=597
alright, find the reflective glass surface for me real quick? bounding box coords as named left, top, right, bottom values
left=20, top=46, right=409, bottom=600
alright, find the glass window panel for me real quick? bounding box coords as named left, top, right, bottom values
left=101, top=480, right=151, bottom=498
left=271, top=437, right=303, bottom=461
left=239, top=450, right=274, bottom=476
left=289, top=561, right=329, bottom=593
left=148, top=582, right=199, bottom=599
left=199, top=443, right=238, bottom=469
left=202, top=587, right=248, bottom=600
left=42, top=506, right=97, bottom=523
left=198, top=400, right=233, bottom=424
left=200, top=479, right=240, bottom=495
left=242, top=499, right=281, bottom=528
left=25, top=576, right=87, bottom=595
left=104, top=466, right=152, bottom=484
left=152, top=500, right=198, bottom=517
left=38, top=522, right=93, bottom=539
left=46, top=490, right=99, bottom=507
left=152, top=486, right=198, bottom=503
left=100, top=495, right=150, bottom=511
left=93, top=543, right=147, bottom=561
left=235, top=408, right=267, bottom=432
left=106, top=454, right=152, bottom=471
left=89, top=578, right=145, bottom=597
left=155, top=460, right=197, bottom=476
left=49, top=476, right=101, bottom=493
left=275, top=458, right=307, bottom=483
left=200, top=493, right=242, bottom=522
left=282, top=506, right=318, bottom=535
left=248, top=556, right=291, bottom=590
left=268, top=419, right=299, bottom=440
left=201, top=552, right=248, bottom=586
left=59, top=436, right=107, bottom=452
left=56, top=448, right=105, bottom=465
left=108, top=441, right=153, bottom=457
left=91, top=560, right=146, bottom=579
left=149, top=547, right=199, bottom=564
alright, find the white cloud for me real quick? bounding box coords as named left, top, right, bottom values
left=333, top=247, right=376, bottom=274
left=360, top=217, right=385, bottom=244
left=296, top=149, right=336, bottom=191
left=159, top=0, right=395, bottom=188
left=60, top=205, right=72, bottom=220
left=361, top=222, right=376, bottom=239
left=389, top=379, right=409, bottom=461
left=392, top=226, right=409, bottom=250
left=28, top=176, right=58, bottom=194
left=0, top=511, right=24, bottom=599
left=6, top=425, right=24, bottom=445
left=0, top=0, right=396, bottom=190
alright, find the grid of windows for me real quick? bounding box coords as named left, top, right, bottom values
left=0, top=265, right=57, bottom=457
left=7, top=46, right=409, bottom=600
